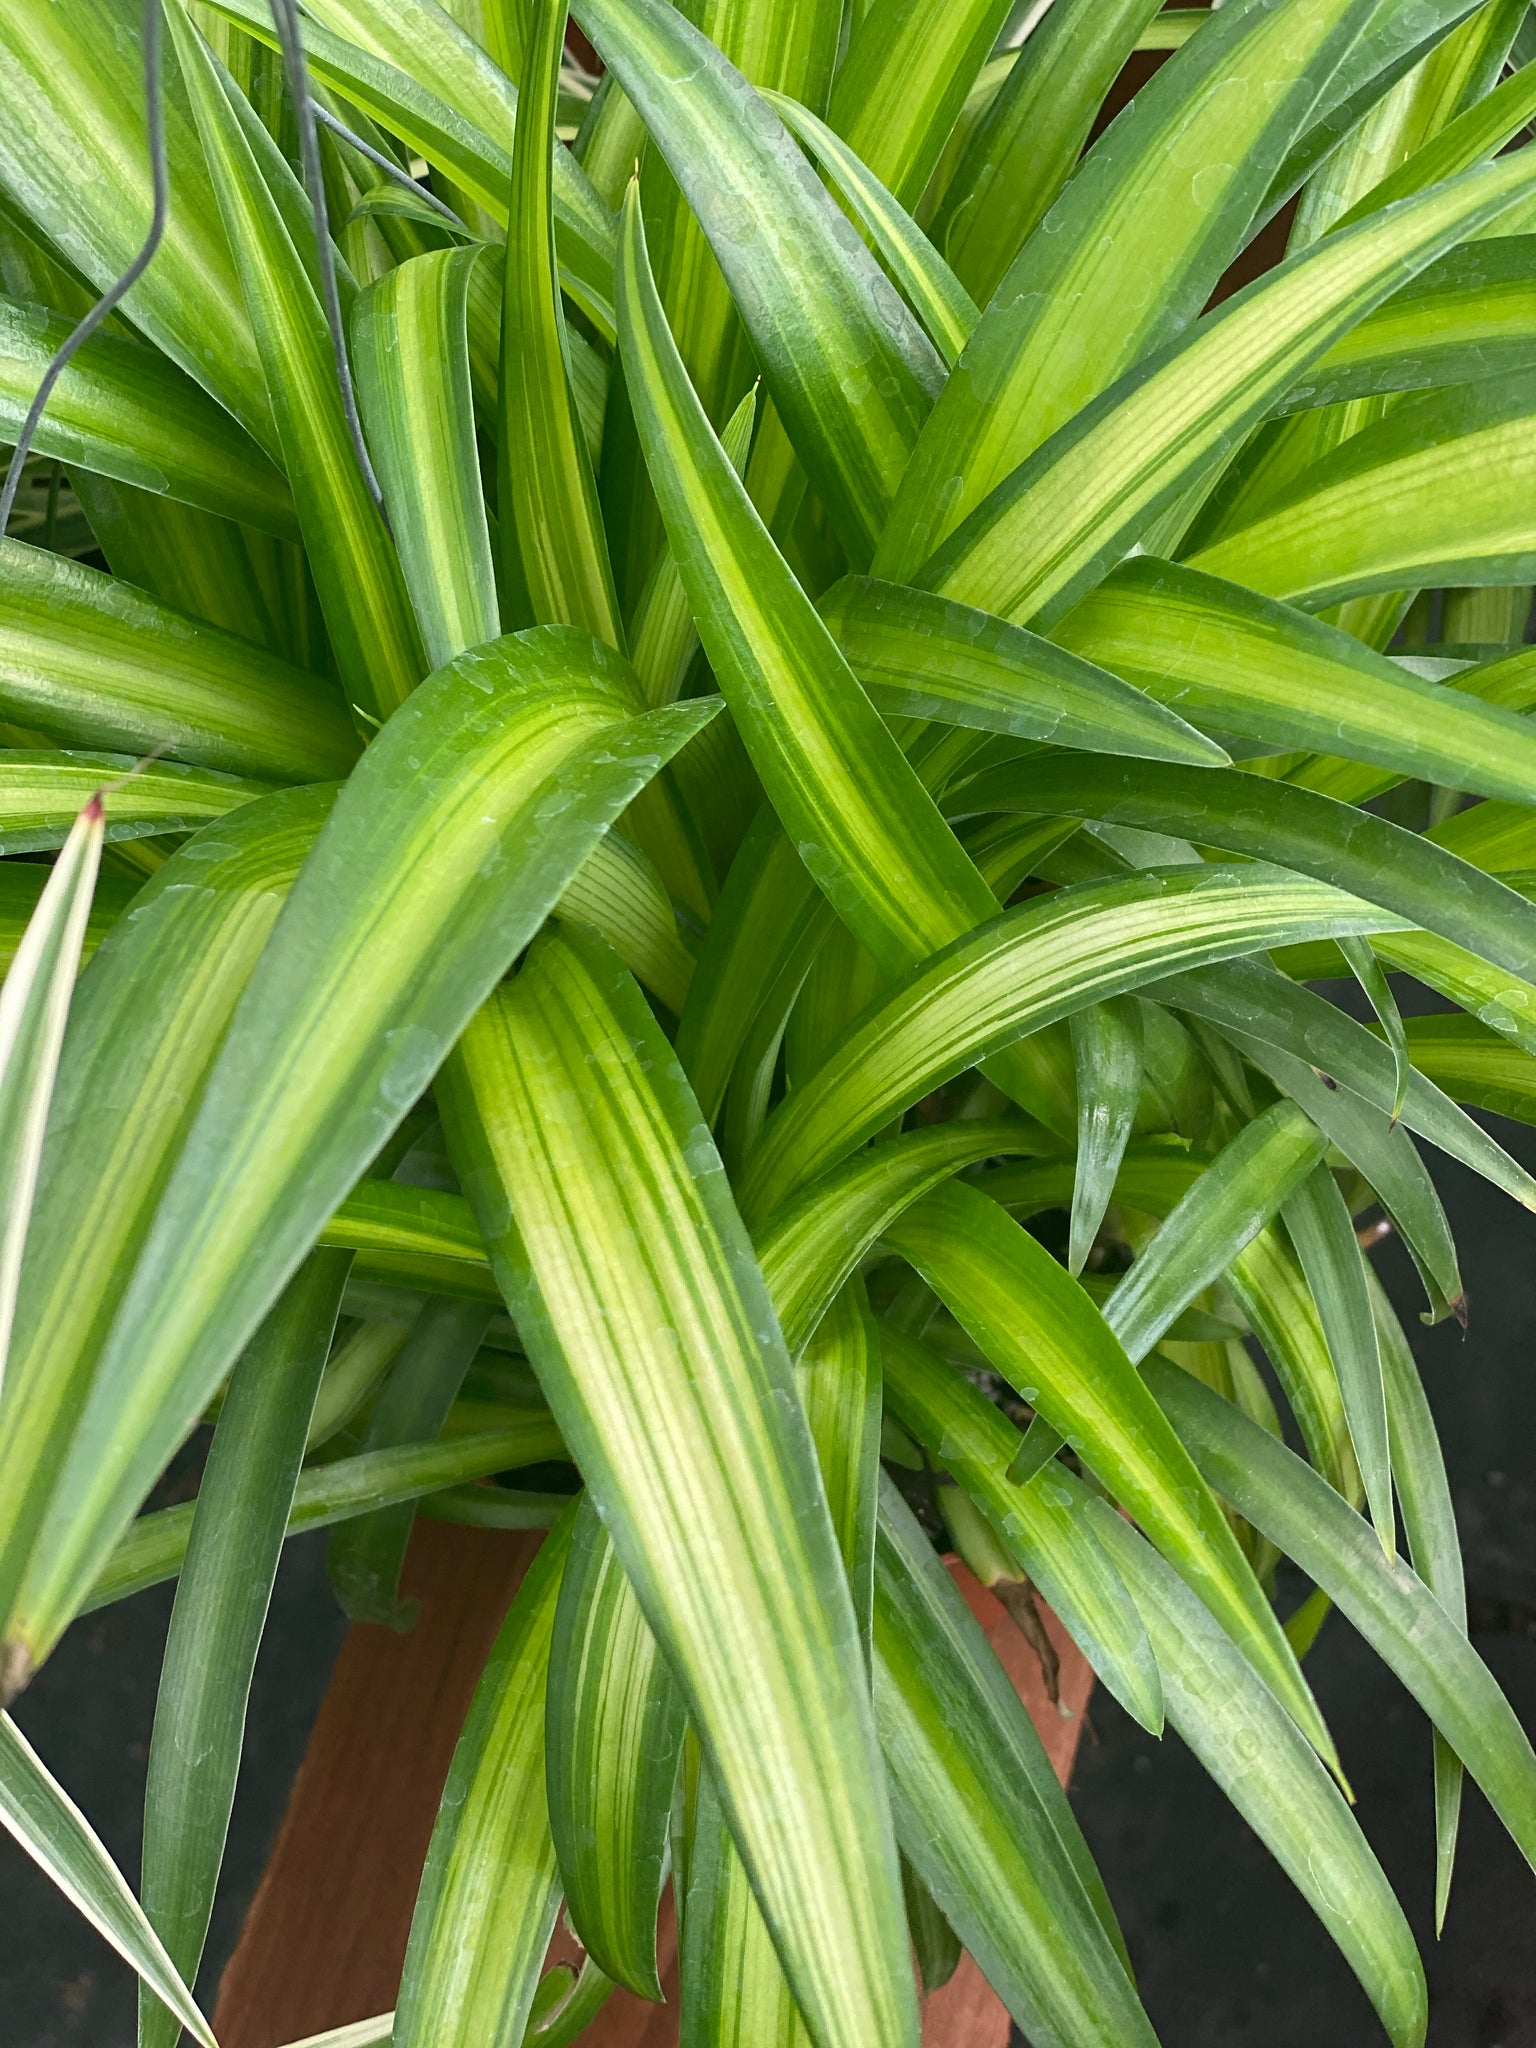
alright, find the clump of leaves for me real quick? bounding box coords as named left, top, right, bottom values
left=1, top=0, right=1536, bottom=2043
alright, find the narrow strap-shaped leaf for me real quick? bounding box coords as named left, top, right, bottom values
left=825, top=0, right=1012, bottom=210
left=1051, top=554, right=1536, bottom=803
left=630, top=386, right=758, bottom=708
left=1, top=637, right=712, bottom=1672
left=739, top=864, right=1405, bottom=1224
left=1276, top=237, right=1536, bottom=417
left=502, top=0, right=621, bottom=646
left=354, top=248, right=498, bottom=670
left=1208, top=1025, right=1466, bottom=1322
left=0, top=753, right=268, bottom=855
left=818, top=575, right=1228, bottom=768
left=1145, top=1356, right=1536, bottom=1877
left=168, top=7, right=425, bottom=723
left=577, top=0, right=943, bottom=566
left=756, top=1117, right=1049, bottom=1355
left=138, top=1251, right=349, bottom=2048
left=0, top=538, right=359, bottom=781
left=0, top=0, right=271, bottom=444
left=437, top=926, right=919, bottom=2048
left=86, top=1416, right=568, bottom=1613
left=393, top=1501, right=578, bottom=2048
left=915, top=151, right=1536, bottom=628
left=931, top=0, right=1165, bottom=309
left=327, top=1296, right=494, bottom=1626
left=1148, top=956, right=1536, bottom=1219
left=882, top=1180, right=1336, bottom=1770
left=880, top=1325, right=1163, bottom=1736
left=679, top=1276, right=882, bottom=2048
left=0, top=294, right=295, bottom=538
left=0, top=1712, right=215, bottom=2046
left=1086, top=1500, right=1428, bottom=2048
left=872, top=1478, right=1158, bottom=2048
left=0, top=792, right=103, bottom=1400
left=1370, top=1269, right=1466, bottom=1931
left=1334, top=47, right=1536, bottom=233
left=1282, top=1167, right=1394, bottom=1556
left=956, top=756, right=1536, bottom=985
left=1105, top=1100, right=1325, bottom=1366
left=557, top=837, right=695, bottom=1016
left=0, top=786, right=334, bottom=1670
left=679, top=1764, right=814, bottom=2048
left=796, top=1277, right=881, bottom=1645
left=1189, top=364, right=1536, bottom=608
left=546, top=1495, right=684, bottom=2001
left=876, top=0, right=1379, bottom=582
left=1069, top=999, right=1143, bottom=1277
left=763, top=93, right=977, bottom=368
left=1345, top=929, right=1438, bottom=1138
left=208, top=0, right=618, bottom=333
left=616, top=183, right=995, bottom=978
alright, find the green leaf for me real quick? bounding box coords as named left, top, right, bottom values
left=0, top=294, right=295, bottom=538
left=876, top=0, right=1379, bottom=582
left=138, top=1252, right=349, bottom=2048
left=881, top=1179, right=1336, bottom=1770
left=86, top=1417, right=568, bottom=1613
left=0, top=0, right=272, bottom=444
left=1386, top=1009, right=1536, bottom=1128
left=1370, top=1267, right=1466, bottom=1931
left=1069, top=999, right=1143, bottom=1276
left=0, top=1711, right=215, bottom=2046
left=616, top=183, right=994, bottom=978
left=545, top=1495, right=683, bottom=2001
left=931, top=0, right=1165, bottom=308
left=0, top=862, right=133, bottom=983
left=437, top=926, right=919, bottom=2048
left=913, top=151, right=1536, bottom=628
left=1332, top=47, right=1536, bottom=233
left=1103, top=1100, right=1326, bottom=1367
left=872, top=1477, right=1158, bottom=2048
left=824, top=0, right=1012, bottom=211
left=354, top=249, right=499, bottom=671
left=0, top=635, right=712, bottom=1673
left=679, top=1764, right=815, bottom=2048
left=796, top=1277, right=882, bottom=1642
left=1146, top=1356, right=1536, bottom=1879
left=879, top=1324, right=1163, bottom=1736
left=1051, top=555, right=1536, bottom=802
left=1189, top=365, right=1536, bottom=608
left=327, top=1297, right=494, bottom=1627
left=0, top=792, right=103, bottom=1396
left=0, top=785, right=334, bottom=1680
left=763, top=93, right=978, bottom=369
left=955, top=756, right=1536, bottom=985
left=1148, top=957, right=1536, bottom=1222
left=579, top=0, right=944, bottom=566
left=1338, top=933, right=1411, bottom=1125
left=0, top=752, right=269, bottom=854
left=1276, top=236, right=1536, bottom=416
left=168, top=5, right=426, bottom=724
left=206, top=0, right=618, bottom=336
left=502, top=0, right=621, bottom=646
left=739, top=863, right=1405, bottom=1224
left=557, top=834, right=696, bottom=1016
left=819, top=575, right=1229, bottom=767
left=756, top=1117, right=1049, bottom=1356
left=1282, top=1167, right=1394, bottom=1556
left=0, top=539, right=360, bottom=781
left=1087, top=1499, right=1428, bottom=2048
left=393, top=1500, right=578, bottom=2048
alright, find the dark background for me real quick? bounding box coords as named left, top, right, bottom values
left=4, top=1124, right=1535, bottom=2044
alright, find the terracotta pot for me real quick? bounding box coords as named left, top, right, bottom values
left=214, top=1520, right=1094, bottom=2048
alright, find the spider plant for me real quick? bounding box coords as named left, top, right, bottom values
left=2, top=0, right=1536, bottom=2040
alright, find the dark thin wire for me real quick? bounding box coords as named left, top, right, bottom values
left=310, top=103, right=472, bottom=233
left=266, top=0, right=390, bottom=525
left=0, top=0, right=168, bottom=537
